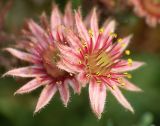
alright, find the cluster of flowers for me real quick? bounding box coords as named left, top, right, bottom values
left=3, top=2, right=144, bottom=119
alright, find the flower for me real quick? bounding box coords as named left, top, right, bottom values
left=57, top=9, right=144, bottom=119
left=130, top=0, right=160, bottom=27
left=3, top=2, right=81, bottom=113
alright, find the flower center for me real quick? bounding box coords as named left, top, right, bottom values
left=86, top=50, right=112, bottom=76
left=141, top=0, right=160, bottom=17
left=42, top=45, right=68, bottom=78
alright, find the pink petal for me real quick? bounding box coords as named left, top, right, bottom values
left=4, top=48, right=38, bottom=63
left=3, top=66, right=43, bottom=78
left=28, top=20, right=48, bottom=47
left=67, top=78, right=81, bottom=94
left=57, top=61, right=76, bottom=74
left=63, top=1, right=74, bottom=28
left=15, top=79, right=51, bottom=95
left=100, top=20, right=116, bottom=48
left=34, top=84, right=57, bottom=113
left=118, top=35, right=133, bottom=53
left=76, top=72, right=88, bottom=87
left=51, top=5, right=62, bottom=38
left=120, top=78, right=142, bottom=92
left=89, top=79, right=106, bottom=119
left=90, top=8, right=98, bottom=45
left=113, top=60, right=145, bottom=72
left=58, top=82, right=70, bottom=107
left=65, top=29, right=82, bottom=49
left=108, top=83, right=134, bottom=113
left=75, top=11, right=90, bottom=42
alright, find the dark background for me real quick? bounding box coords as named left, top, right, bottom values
left=0, top=0, right=160, bottom=126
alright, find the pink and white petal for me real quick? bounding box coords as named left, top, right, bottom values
left=57, top=61, right=76, bottom=74
left=75, top=11, right=90, bottom=42
left=113, top=60, right=145, bottom=72
left=67, top=78, right=81, bottom=94
left=58, top=82, right=70, bottom=107
left=51, top=5, right=62, bottom=38
left=89, top=80, right=106, bottom=119
left=4, top=48, right=38, bottom=63
left=120, top=78, right=142, bottom=92
left=3, top=66, right=43, bottom=78
left=64, top=1, right=74, bottom=28
left=65, top=29, right=82, bottom=49
left=108, top=84, right=134, bottom=113
left=76, top=72, right=88, bottom=87
left=100, top=20, right=116, bottom=48
left=15, top=79, right=51, bottom=94
left=118, top=35, right=133, bottom=53
left=34, top=84, right=57, bottom=113
left=90, top=8, right=98, bottom=45
left=28, top=20, right=48, bottom=47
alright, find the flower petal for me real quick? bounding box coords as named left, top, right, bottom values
left=15, top=79, right=51, bottom=94
left=58, top=82, right=70, bottom=107
left=28, top=20, right=48, bottom=48
left=77, top=72, right=88, bottom=87
left=67, top=78, right=81, bottom=94
left=113, top=60, right=145, bottom=72
left=100, top=20, right=116, bottom=48
left=34, top=84, right=57, bottom=113
left=75, top=11, right=90, bottom=42
left=89, top=79, right=106, bottom=119
left=63, top=1, right=74, bottom=28
left=3, top=66, right=43, bottom=78
left=51, top=4, right=62, bottom=38
left=108, top=83, right=134, bottom=113
left=120, top=78, right=142, bottom=92
left=90, top=8, right=98, bottom=45
left=4, top=48, right=38, bottom=63
left=118, top=35, right=133, bottom=53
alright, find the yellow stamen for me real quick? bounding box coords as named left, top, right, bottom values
left=125, top=50, right=130, bottom=55
left=128, top=58, right=133, bottom=66
left=99, top=28, right=104, bottom=34
left=88, top=29, right=93, bottom=37
left=96, top=72, right=100, bottom=76
left=96, top=80, right=101, bottom=84
left=127, top=74, right=132, bottom=79
left=121, top=43, right=126, bottom=47
left=70, top=73, right=73, bottom=76
left=79, top=61, right=82, bottom=64
left=110, top=32, right=117, bottom=38
left=111, top=85, right=116, bottom=90
left=117, top=38, right=123, bottom=43
left=107, top=74, right=111, bottom=78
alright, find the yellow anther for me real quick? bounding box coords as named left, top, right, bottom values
left=99, top=28, right=104, bottom=34
left=84, top=54, right=88, bottom=59
left=70, top=73, right=73, bottom=76
left=107, top=74, right=111, bottom=78
left=86, top=74, right=90, bottom=77
left=127, top=74, right=132, bottom=79
left=110, top=32, right=117, bottom=38
left=79, top=61, right=82, bottom=64
left=123, top=72, right=128, bottom=75
left=121, top=43, right=126, bottom=47
left=82, top=42, right=87, bottom=48
left=118, top=38, right=123, bottom=43
left=121, top=82, right=126, bottom=86
left=77, top=48, right=81, bottom=52
left=125, top=50, right=130, bottom=55
left=96, top=80, right=101, bottom=84
left=88, top=29, right=93, bottom=37
left=56, top=81, right=62, bottom=85
left=96, top=72, right=100, bottom=76
left=128, top=58, right=133, bottom=66
left=111, top=85, right=116, bottom=90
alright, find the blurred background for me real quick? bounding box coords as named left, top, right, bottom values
left=0, top=0, right=160, bottom=126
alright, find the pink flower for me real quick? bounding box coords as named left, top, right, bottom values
left=130, top=0, right=160, bottom=27
left=3, top=2, right=81, bottom=113
left=57, top=9, right=144, bottom=119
